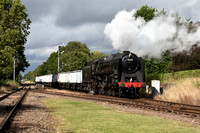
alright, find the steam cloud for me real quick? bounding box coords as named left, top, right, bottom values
left=104, top=10, right=200, bottom=57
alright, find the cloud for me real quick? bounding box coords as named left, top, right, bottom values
left=26, top=14, right=109, bottom=50
left=180, top=0, right=200, bottom=21
left=25, top=46, right=58, bottom=58
left=55, top=0, right=140, bottom=27
left=21, top=0, right=59, bottom=22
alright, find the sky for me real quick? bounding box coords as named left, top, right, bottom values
left=20, top=0, right=200, bottom=75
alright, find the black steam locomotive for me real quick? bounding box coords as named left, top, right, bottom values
left=82, top=51, right=146, bottom=97
left=36, top=51, right=146, bottom=98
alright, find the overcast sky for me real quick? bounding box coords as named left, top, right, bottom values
left=21, top=0, right=200, bottom=75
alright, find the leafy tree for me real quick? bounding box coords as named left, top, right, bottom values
left=60, top=52, right=91, bottom=72
left=170, top=44, right=200, bottom=71
left=190, top=45, right=200, bottom=69
left=0, top=0, right=31, bottom=80
left=144, top=51, right=171, bottom=74
left=0, top=46, right=15, bottom=79
left=134, top=5, right=157, bottom=22
left=36, top=52, right=58, bottom=75
left=61, top=41, right=90, bottom=55
left=23, top=70, right=35, bottom=81
left=45, top=52, right=58, bottom=74
left=59, top=41, right=91, bottom=72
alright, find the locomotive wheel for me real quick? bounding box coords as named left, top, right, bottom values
left=94, top=88, right=98, bottom=95
left=112, top=90, right=116, bottom=97
left=98, top=89, right=102, bottom=95
left=107, top=89, right=112, bottom=96
left=102, top=89, right=105, bottom=95
left=135, top=87, right=140, bottom=96
left=118, top=88, right=123, bottom=98
left=99, top=89, right=105, bottom=95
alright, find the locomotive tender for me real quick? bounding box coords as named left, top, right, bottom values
left=35, top=51, right=146, bottom=98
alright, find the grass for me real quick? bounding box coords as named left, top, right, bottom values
left=44, top=99, right=200, bottom=133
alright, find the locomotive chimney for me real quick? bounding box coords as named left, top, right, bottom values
left=123, top=51, right=129, bottom=54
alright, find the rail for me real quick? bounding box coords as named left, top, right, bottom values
left=0, top=89, right=29, bottom=132
left=0, top=87, right=23, bottom=101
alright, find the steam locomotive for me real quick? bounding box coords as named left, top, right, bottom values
left=36, top=51, right=146, bottom=98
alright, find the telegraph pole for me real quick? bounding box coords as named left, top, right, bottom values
left=58, top=44, right=64, bottom=73
left=58, top=46, right=60, bottom=73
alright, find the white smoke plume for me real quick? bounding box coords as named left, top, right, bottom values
left=104, top=10, right=200, bottom=58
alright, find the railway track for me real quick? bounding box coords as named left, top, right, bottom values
left=33, top=89, right=200, bottom=118
left=0, top=88, right=23, bottom=101
left=0, top=88, right=29, bottom=132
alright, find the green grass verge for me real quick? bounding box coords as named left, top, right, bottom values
left=44, top=99, right=200, bottom=133
left=146, top=69, right=200, bottom=84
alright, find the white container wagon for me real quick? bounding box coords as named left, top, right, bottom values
left=35, top=74, right=57, bottom=87
left=57, top=70, right=82, bottom=83
left=57, top=70, right=82, bottom=90
left=35, top=76, right=42, bottom=83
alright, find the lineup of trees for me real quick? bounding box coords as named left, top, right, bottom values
left=24, top=41, right=109, bottom=81
left=0, top=0, right=31, bottom=81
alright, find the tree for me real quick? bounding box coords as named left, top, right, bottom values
left=144, top=51, right=171, bottom=74
left=0, top=46, right=15, bottom=79
left=134, top=5, right=157, bottom=22
left=0, top=0, right=31, bottom=80
left=60, top=52, right=91, bottom=72
left=170, top=44, right=200, bottom=71
left=62, top=41, right=91, bottom=55
left=59, top=41, right=91, bottom=72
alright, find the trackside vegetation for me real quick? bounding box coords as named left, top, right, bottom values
left=0, top=79, right=19, bottom=86
left=146, top=69, right=200, bottom=84
left=44, top=99, right=200, bottom=133
left=152, top=69, right=200, bottom=105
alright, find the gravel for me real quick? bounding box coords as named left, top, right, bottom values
left=8, top=91, right=56, bottom=133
